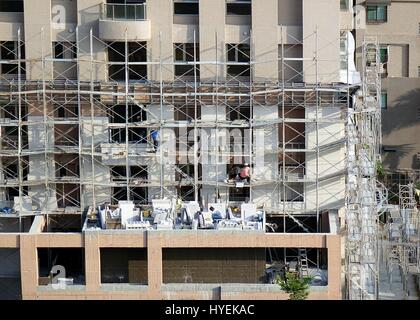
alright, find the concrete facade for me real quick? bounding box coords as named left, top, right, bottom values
left=354, top=0, right=420, bottom=171
left=0, top=0, right=406, bottom=301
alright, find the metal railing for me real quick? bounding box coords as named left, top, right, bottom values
left=101, top=3, right=147, bottom=21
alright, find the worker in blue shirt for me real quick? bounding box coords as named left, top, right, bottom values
left=150, top=129, right=159, bottom=151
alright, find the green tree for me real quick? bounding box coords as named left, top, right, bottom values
left=276, top=272, right=313, bottom=300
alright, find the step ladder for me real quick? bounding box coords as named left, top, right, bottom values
left=298, top=248, right=309, bottom=277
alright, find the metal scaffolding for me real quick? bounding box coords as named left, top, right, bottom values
left=0, top=25, right=352, bottom=237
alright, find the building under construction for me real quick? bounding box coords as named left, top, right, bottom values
left=0, top=0, right=418, bottom=300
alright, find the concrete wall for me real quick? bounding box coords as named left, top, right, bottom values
left=306, top=106, right=346, bottom=213
left=355, top=0, right=420, bottom=171
left=0, top=230, right=341, bottom=299
left=303, top=0, right=340, bottom=83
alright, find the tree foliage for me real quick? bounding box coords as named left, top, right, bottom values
left=276, top=272, right=313, bottom=300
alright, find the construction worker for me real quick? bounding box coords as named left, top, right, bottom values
left=239, top=163, right=250, bottom=183
left=150, top=129, right=159, bottom=151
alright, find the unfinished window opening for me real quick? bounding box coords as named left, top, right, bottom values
left=173, top=0, right=199, bottom=15
left=174, top=105, right=200, bottom=121
left=54, top=124, right=79, bottom=146
left=110, top=128, right=147, bottom=143
left=3, top=162, right=18, bottom=179
left=265, top=248, right=328, bottom=286
left=55, top=155, right=79, bottom=178
left=174, top=43, right=200, bottom=78
left=56, top=184, right=80, bottom=208
left=175, top=163, right=201, bottom=181
left=163, top=248, right=265, bottom=283
left=0, top=248, right=21, bottom=299
left=229, top=186, right=250, bottom=202
left=228, top=105, right=250, bottom=121
left=38, top=248, right=85, bottom=286
left=226, top=43, right=250, bottom=78
left=112, top=187, right=127, bottom=204
left=130, top=187, right=148, bottom=204
left=53, top=42, right=77, bottom=59
left=54, top=104, right=78, bottom=119
left=0, top=104, right=25, bottom=121
left=178, top=186, right=196, bottom=201
left=45, top=214, right=82, bottom=232
left=0, top=0, right=23, bottom=12
left=108, top=104, right=147, bottom=123
left=0, top=41, right=25, bottom=76
left=226, top=1, right=251, bottom=15
left=266, top=215, right=321, bottom=233
left=100, top=248, right=147, bottom=284
left=108, top=42, right=147, bottom=81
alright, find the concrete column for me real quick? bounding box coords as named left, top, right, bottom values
left=77, top=0, right=106, bottom=81
left=20, top=235, right=38, bottom=299
left=149, top=0, right=173, bottom=81
left=24, top=0, right=53, bottom=80
left=302, top=0, right=340, bottom=83
left=84, top=231, right=101, bottom=292
left=327, top=235, right=342, bottom=299
left=147, top=232, right=163, bottom=298
left=252, top=0, right=278, bottom=81
left=200, top=0, right=225, bottom=81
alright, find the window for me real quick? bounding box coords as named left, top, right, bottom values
left=226, top=0, right=251, bottom=15
left=53, top=42, right=77, bottom=59
left=367, top=5, right=387, bottom=23
left=108, top=42, right=147, bottom=81
left=174, top=0, right=199, bottom=15
left=417, top=66, right=420, bottom=77
left=379, top=47, right=388, bottom=63
left=0, top=0, right=23, bottom=12
left=174, top=43, right=199, bottom=77
left=381, top=92, right=387, bottom=109
left=340, top=0, right=349, bottom=11
left=0, top=41, right=25, bottom=75
left=226, top=43, right=250, bottom=77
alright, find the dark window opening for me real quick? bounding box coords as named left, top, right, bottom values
left=53, top=42, right=77, bottom=59
left=226, top=43, right=250, bottom=77
left=226, top=2, right=251, bottom=15
left=130, top=187, right=148, bottom=204
left=110, top=128, right=147, bottom=143
left=174, top=43, right=200, bottom=77
left=174, top=2, right=199, bottom=15
left=0, top=41, right=25, bottom=75
left=229, top=186, right=250, bottom=202
left=100, top=248, right=147, bottom=284
left=228, top=106, right=250, bottom=121
left=108, top=42, right=147, bottom=81
left=38, top=248, right=85, bottom=285
left=108, top=104, right=147, bottom=123
left=0, top=1, right=23, bottom=12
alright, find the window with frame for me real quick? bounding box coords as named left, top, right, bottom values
left=340, top=0, right=349, bottom=11
left=226, top=43, right=250, bottom=77
left=226, top=0, right=251, bottom=15
left=367, top=5, right=387, bottom=23
left=174, top=43, right=199, bottom=77
left=173, top=0, right=199, bottom=15
left=53, top=42, right=77, bottom=59
left=381, top=92, right=387, bottom=109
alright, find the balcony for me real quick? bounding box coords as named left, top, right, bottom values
left=99, top=3, right=151, bottom=41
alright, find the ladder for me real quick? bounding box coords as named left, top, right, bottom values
left=298, top=248, right=309, bottom=277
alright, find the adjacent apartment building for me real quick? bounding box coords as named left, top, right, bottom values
left=355, top=0, right=420, bottom=183
left=0, top=0, right=406, bottom=300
